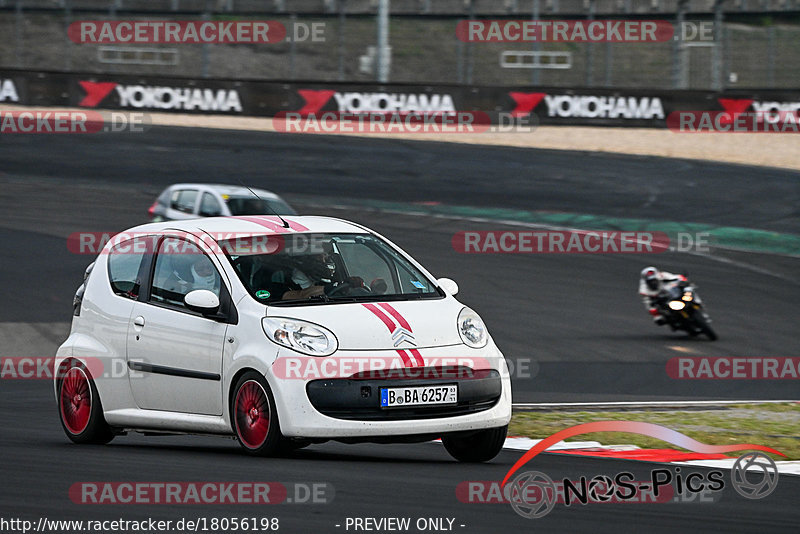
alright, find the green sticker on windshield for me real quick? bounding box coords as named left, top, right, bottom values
left=256, top=290, right=271, bottom=299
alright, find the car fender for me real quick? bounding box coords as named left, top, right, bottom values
left=56, top=331, right=138, bottom=413
left=222, top=341, right=279, bottom=427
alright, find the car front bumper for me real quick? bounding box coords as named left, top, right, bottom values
left=267, top=343, right=512, bottom=438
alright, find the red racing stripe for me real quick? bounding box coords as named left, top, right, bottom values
left=408, top=348, right=425, bottom=367
left=251, top=215, right=310, bottom=232
left=230, top=216, right=289, bottom=233
left=394, top=349, right=413, bottom=367
left=377, top=303, right=412, bottom=331
left=281, top=218, right=310, bottom=232
left=363, top=303, right=418, bottom=368
left=361, top=303, right=396, bottom=332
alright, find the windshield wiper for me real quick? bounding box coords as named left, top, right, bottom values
left=270, top=294, right=370, bottom=306
left=375, top=293, right=432, bottom=301
left=269, top=294, right=330, bottom=306
left=269, top=292, right=436, bottom=306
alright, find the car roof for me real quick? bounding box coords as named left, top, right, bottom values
left=166, top=183, right=281, bottom=200
left=126, top=215, right=369, bottom=238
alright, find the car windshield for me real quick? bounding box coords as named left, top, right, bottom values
left=224, top=196, right=296, bottom=216
left=220, top=233, right=441, bottom=305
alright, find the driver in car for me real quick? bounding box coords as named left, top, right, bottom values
left=281, top=253, right=328, bottom=300
left=282, top=252, right=368, bottom=300
left=156, top=254, right=219, bottom=304
left=190, top=256, right=219, bottom=292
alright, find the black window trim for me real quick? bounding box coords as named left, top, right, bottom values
left=139, top=233, right=238, bottom=325
left=106, top=238, right=154, bottom=301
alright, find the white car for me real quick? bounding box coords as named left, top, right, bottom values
left=55, top=216, right=512, bottom=461
left=148, top=184, right=296, bottom=222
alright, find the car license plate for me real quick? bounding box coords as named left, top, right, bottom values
left=380, top=385, right=457, bottom=408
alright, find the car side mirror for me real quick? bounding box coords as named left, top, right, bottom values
left=437, top=277, right=459, bottom=296
left=184, top=289, right=220, bottom=315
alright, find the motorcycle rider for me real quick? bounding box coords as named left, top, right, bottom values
left=639, top=266, right=687, bottom=326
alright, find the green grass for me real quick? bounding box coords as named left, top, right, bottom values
left=510, top=403, right=800, bottom=460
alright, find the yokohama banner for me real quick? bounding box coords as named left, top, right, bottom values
left=1, top=68, right=798, bottom=128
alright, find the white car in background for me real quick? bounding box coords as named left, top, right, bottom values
left=56, top=216, right=512, bottom=461
left=148, top=183, right=296, bottom=221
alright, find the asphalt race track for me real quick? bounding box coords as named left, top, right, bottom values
left=1, top=127, right=798, bottom=401
left=0, top=127, right=798, bottom=533
left=1, top=397, right=798, bottom=534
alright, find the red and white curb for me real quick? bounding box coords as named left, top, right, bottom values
left=499, top=436, right=800, bottom=476
left=501, top=436, right=634, bottom=453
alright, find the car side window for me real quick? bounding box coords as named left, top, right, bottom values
left=199, top=192, right=223, bottom=217
left=150, top=237, right=222, bottom=309
left=107, top=238, right=149, bottom=299
left=170, top=189, right=198, bottom=214
left=395, top=260, right=434, bottom=294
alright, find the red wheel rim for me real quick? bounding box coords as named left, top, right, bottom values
left=235, top=380, right=270, bottom=449
left=60, top=366, right=92, bottom=435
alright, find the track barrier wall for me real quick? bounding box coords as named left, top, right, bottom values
left=1, top=69, right=799, bottom=129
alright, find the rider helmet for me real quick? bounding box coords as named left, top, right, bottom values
left=641, top=266, right=660, bottom=291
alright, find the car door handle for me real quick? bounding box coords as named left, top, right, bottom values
left=133, top=316, right=145, bottom=327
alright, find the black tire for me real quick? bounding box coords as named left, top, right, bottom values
left=442, top=425, right=508, bottom=462
left=694, top=313, right=718, bottom=341
left=231, top=372, right=283, bottom=456
left=57, top=360, right=114, bottom=444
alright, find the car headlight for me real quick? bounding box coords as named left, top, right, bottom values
left=458, top=307, right=488, bottom=348
left=668, top=300, right=686, bottom=311
left=262, top=317, right=338, bottom=357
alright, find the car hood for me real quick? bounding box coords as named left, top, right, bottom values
left=265, top=298, right=466, bottom=350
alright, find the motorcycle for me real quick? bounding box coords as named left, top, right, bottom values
left=654, top=281, right=717, bottom=341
